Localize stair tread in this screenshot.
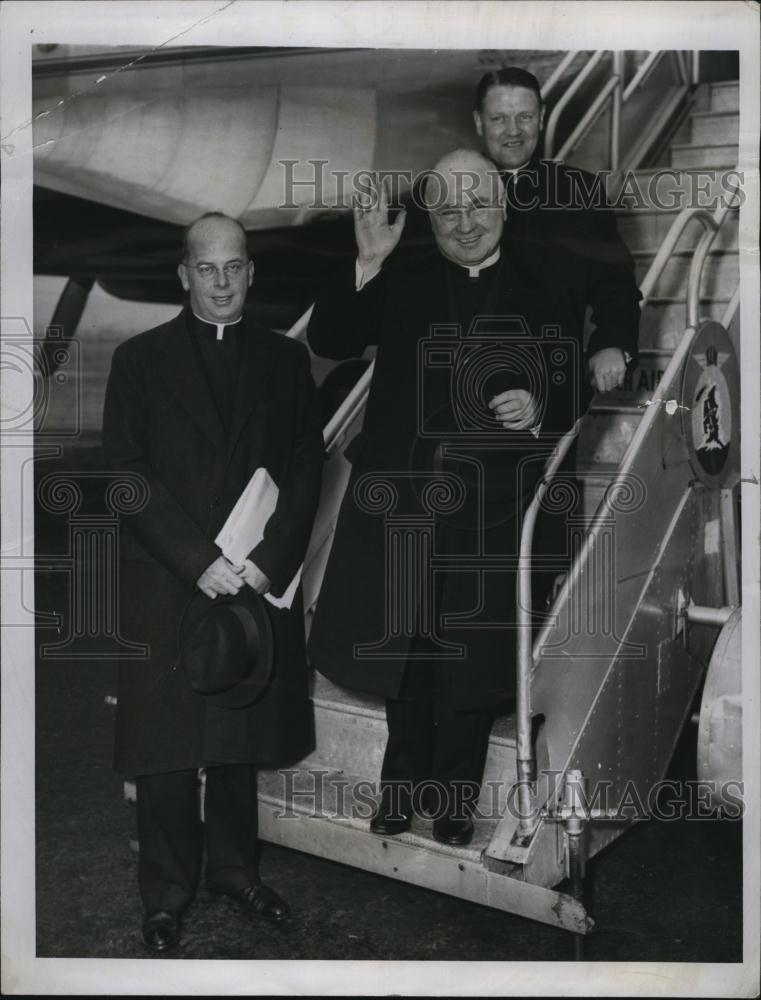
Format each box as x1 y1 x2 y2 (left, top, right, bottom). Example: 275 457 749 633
311 670 517 745
632 247 738 259
627 165 739 178
615 205 739 217
257 766 500 862
644 294 731 304
669 142 737 154
689 109 739 120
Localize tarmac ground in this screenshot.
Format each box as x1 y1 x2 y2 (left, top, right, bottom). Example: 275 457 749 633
31 457 743 968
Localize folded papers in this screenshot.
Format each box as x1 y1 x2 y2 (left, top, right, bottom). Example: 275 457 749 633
215 467 301 610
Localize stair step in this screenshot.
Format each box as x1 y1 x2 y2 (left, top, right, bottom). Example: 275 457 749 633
670 143 737 169
639 299 730 348
576 410 641 468
618 208 738 253
709 81 739 112
257 767 500 863
613 167 741 211
689 109 739 146
579 479 615 519
634 250 738 300
302 671 518 809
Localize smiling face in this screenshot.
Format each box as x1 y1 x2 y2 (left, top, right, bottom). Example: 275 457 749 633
474 85 545 171
178 216 254 324
426 152 505 267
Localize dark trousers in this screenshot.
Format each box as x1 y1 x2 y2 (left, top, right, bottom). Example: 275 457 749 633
380 660 494 820
136 763 259 915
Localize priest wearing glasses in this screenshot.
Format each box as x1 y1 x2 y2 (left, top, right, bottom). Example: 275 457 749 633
103 212 324 952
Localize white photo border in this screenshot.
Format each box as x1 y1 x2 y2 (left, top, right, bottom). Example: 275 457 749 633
1 1 759 996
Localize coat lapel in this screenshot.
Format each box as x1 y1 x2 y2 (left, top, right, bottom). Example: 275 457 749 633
157 312 226 453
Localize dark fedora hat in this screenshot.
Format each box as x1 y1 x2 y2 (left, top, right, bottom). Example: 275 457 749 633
179 587 274 709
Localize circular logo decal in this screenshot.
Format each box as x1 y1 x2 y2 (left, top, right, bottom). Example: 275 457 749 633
690 357 731 477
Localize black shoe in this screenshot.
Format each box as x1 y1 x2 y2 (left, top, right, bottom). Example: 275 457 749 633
370 785 413 836
432 814 474 846
141 910 181 953
213 883 290 924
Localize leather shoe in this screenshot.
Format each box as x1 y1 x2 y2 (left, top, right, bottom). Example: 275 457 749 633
370 791 413 835
141 910 181 952
432 814 474 846
217 883 290 924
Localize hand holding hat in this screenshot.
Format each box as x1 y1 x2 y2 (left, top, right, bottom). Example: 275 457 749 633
179 587 274 709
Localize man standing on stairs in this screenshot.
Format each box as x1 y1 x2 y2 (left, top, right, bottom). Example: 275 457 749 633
102 212 324 953
474 66 641 393
307 150 637 848
474 65 642 608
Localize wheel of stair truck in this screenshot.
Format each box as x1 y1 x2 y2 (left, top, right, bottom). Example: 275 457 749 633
696 607 742 814
680 320 739 488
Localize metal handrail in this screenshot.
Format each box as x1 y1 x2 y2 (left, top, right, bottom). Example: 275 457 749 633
622 51 664 102
556 74 620 165
284 304 313 342
531 197 739 659
544 50 606 159
546 49 694 170
322 360 374 453
721 285 740 329
512 172 740 833
514 420 582 832
639 174 740 324
540 51 583 101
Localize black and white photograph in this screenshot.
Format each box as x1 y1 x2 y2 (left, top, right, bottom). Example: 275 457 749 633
1 1 759 995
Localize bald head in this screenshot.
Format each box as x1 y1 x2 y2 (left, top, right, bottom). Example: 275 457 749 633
179 212 253 324
424 148 505 268
183 212 248 262
424 149 502 209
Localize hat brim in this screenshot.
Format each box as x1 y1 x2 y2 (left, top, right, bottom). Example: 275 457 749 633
179 588 274 710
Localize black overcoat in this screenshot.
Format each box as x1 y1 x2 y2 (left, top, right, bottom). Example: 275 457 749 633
307 248 638 710
102 309 324 775
501 156 642 359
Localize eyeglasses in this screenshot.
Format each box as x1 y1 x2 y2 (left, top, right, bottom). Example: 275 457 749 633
184 261 248 280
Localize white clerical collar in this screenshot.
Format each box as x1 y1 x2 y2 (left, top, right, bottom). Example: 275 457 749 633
505 160 532 176
461 246 501 278
192 311 243 341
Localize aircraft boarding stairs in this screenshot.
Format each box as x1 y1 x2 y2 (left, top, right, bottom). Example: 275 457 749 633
257 79 742 935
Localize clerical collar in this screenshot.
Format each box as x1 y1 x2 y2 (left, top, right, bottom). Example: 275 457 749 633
504 161 531 177
460 246 501 278
191 311 243 341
